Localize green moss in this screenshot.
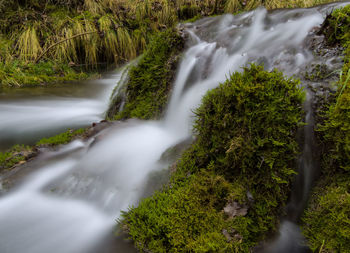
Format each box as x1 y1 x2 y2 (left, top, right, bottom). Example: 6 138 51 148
121 65 304 252
302 6 350 252
36 128 86 146
302 175 350 253
323 5 350 48
108 29 184 120
0 145 32 171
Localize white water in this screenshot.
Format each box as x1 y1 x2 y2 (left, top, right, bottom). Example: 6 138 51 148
0 68 129 150
0 3 348 253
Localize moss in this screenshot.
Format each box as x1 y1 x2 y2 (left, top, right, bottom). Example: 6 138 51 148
36 128 86 146
302 6 350 252
0 145 32 171
107 29 184 120
302 175 350 253
121 65 304 252
0 127 88 172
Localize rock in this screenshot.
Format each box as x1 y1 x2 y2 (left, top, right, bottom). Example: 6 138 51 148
223 201 248 219
222 229 232 242
222 228 243 242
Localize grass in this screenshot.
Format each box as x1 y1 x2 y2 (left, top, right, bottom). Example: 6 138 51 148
0 0 339 87
121 65 304 252
0 60 91 87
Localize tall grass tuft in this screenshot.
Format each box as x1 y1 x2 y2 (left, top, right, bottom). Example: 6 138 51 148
17 26 42 62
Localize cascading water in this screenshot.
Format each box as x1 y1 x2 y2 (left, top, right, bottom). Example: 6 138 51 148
0 2 348 252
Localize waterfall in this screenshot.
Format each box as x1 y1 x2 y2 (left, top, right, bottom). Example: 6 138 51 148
0 2 348 252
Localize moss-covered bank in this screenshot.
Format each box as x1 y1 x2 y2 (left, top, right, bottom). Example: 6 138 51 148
121 65 304 252
302 5 350 252
107 28 184 120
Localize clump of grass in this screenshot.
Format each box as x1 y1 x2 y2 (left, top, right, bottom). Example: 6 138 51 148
121 65 304 252
17 26 42 62
36 128 86 146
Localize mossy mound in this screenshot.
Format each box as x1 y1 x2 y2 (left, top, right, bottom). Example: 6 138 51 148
302 5 350 252
121 65 304 252
302 175 350 253
107 29 184 120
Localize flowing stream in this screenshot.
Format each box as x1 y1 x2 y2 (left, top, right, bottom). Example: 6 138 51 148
0 2 349 252
0 69 130 151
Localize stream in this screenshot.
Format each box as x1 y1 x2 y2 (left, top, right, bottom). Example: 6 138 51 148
0 2 349 253
0 70 128 151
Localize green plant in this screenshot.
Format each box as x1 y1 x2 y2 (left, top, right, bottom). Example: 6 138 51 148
0 145 32 171
36 128 86 146
107 29 184 120
121 65 304 252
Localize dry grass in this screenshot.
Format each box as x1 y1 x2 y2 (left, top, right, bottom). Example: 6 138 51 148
224 0 339 12
17 26 42 62
1 0 340 69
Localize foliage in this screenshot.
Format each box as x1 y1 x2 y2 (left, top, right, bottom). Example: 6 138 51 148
302 6 350 253
0 60 90 87
0 0 339 87
0 145 32 171
36 128 86 146
318 5 350 173
108 29 184 120
122 65 304 252
302 175 350 253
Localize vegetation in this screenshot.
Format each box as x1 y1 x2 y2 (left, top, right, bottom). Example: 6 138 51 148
36 128 87 146
107 29 184 120
121 65 304 252
0 0 338 87
0 128 87 172
0 60 89 87
302 5 350 252
0 145 32 171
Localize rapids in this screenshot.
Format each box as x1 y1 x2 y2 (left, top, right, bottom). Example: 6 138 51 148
0 2 349 252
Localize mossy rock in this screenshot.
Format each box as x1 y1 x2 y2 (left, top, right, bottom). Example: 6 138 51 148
107 29 184 120
0 145 33 171
121 65 304 252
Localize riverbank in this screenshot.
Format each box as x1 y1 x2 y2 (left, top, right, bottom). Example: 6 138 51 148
1 0 339 87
